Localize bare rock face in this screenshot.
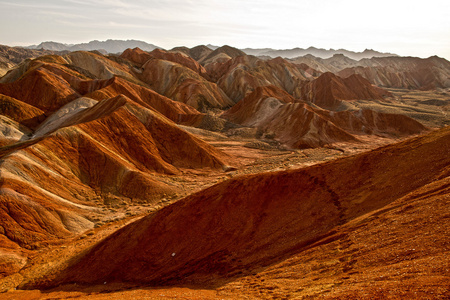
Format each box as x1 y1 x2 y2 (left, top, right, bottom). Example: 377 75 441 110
0 57 203 125
82 76 203 126
0 94 45 131
120 47 152 66
63 51 135 81
33 126 450 288
188 45 214 62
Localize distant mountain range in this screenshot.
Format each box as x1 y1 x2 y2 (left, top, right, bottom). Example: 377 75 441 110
25 39 396 60
240 47 398 60
27 39 160 54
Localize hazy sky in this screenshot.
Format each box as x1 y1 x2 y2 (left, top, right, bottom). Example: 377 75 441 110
1 0 449 59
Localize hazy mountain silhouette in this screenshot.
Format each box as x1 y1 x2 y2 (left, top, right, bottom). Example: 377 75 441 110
28 39 160 54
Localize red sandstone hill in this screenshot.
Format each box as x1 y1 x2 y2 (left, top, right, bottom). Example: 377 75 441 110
0 53 231 254
32 126 450 290
0 94 228 252
0 94 45 132
332 56 450 90
136 57 234 110
200 45 247 65
0 67 79 112
82 76 203 125
222 85 425 148
121 48 210 80
147 49 210 79
222 86 357 148
0 45 63 76
223 85 296 124
171 45 213 62
206 55 313 103
120 47 234 111
291 54 450 91
0 50 141 87
64 51 136 81
0 58 204 127
120 47 152 66
296 72 392 110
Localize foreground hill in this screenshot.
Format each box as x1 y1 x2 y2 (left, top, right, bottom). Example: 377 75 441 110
29 126 450 297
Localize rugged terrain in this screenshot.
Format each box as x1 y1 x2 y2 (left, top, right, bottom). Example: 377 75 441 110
0 44 449 299
0 45 64 77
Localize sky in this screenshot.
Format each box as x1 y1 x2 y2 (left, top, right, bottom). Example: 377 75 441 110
1 0 449 59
